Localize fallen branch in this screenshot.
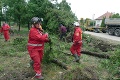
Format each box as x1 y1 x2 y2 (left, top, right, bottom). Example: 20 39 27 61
62 50 110 59
81 51 110 59
51 59 69 70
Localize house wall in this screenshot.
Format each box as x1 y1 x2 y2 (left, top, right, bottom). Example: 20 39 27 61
95 20 102 27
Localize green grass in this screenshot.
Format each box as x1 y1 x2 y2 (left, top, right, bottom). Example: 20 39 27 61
0 27 120 80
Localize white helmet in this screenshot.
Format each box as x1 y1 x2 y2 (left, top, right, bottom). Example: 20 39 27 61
74 22 80 26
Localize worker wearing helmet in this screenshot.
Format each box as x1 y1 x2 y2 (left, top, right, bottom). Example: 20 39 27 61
27 17 50 80
70 22 82 63
1 22 10 41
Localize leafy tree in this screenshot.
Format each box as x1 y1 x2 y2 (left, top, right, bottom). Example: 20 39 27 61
100 17 105 27
3 0 27 31
80 18 84 26
1 0 77 33
85 18 90 27
58 0 71 11
0 0 2 26
111 13 120 18
44 0 76 33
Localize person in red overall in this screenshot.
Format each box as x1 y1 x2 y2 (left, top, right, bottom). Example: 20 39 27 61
27 17 50 80
1 22 10 41
70 22 82 63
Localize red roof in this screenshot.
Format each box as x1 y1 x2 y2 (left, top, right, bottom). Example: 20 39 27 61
95 12 113 20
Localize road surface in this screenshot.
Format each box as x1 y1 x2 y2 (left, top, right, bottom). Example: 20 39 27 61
84 31 120 42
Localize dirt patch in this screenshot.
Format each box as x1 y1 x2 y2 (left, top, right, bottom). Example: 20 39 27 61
91 39 116 52
83 34 119 52
55 67 99 80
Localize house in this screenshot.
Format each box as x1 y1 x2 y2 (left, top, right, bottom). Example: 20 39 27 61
95 12 113 27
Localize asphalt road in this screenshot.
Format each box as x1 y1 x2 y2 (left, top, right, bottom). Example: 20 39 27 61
84 31 120 42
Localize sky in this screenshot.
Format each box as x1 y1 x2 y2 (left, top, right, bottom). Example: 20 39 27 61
58 0 120 19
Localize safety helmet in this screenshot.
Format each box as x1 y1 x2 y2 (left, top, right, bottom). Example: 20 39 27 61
59 24 63 27
74 22 80 27
31 17 41 24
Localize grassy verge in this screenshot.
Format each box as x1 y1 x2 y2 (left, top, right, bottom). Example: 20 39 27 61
0 28 120 80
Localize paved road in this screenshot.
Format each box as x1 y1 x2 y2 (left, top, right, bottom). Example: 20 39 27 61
84 31 120 42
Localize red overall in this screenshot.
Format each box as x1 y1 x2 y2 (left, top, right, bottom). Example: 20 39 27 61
1 24 10 41
70 27 82 56
27 27 48 74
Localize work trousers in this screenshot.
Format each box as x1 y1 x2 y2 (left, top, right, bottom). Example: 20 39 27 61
28 49 43 74
3 31 10 41
70 42 82 56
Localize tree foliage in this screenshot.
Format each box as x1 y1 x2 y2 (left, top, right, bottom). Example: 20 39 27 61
100 18 105 27
1 0 77 32
111 13 120 18
84 18 90 27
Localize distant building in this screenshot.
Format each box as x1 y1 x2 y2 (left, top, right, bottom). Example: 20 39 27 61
95 11 113 27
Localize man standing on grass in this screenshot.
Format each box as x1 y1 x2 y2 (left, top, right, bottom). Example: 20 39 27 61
1 22 10 41
27 17 50 80
70 22 82 63
59 24 67 40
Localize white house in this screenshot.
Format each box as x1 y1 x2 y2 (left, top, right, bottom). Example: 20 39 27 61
95 12 113 27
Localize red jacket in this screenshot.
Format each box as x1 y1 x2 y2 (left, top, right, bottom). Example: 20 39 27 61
27 27 48 50
73 27 82 44
1 24 10 32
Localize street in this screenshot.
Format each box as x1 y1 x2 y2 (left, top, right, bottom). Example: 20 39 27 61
84 31 120 42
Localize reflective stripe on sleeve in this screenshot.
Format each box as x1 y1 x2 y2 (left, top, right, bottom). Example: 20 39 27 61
28 43 42 46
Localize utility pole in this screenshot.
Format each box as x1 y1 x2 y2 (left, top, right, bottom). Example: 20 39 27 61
92 14 95 27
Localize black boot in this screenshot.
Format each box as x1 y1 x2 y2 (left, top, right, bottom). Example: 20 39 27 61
30 60 34 68
35 74 44 80
36 75 44 80
76 56 80 63
73 54 79 62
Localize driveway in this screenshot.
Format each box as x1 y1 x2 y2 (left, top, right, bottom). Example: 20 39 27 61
84 31 120 42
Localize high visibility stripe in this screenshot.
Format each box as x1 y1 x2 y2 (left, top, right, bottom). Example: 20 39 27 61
28 43 42 46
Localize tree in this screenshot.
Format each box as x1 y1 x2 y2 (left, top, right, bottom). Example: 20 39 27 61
1 0 77 33
58 0 71 11
80 18 84 26
85 18 90 27
0 0 2 26
100 17 106 27
3 0 27 31
111 13 120 18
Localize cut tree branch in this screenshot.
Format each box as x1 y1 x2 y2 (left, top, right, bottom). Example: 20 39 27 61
81 51 110 59
51 59 69 70
62 50 110 59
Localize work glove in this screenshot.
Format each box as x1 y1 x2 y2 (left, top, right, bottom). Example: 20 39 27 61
44 32 48 38
73 40 82 45
44 32 50 42
45 38 51 43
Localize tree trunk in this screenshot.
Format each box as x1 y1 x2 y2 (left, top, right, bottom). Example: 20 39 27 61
51 59 69 70
62 50 110 59
81 51 110 59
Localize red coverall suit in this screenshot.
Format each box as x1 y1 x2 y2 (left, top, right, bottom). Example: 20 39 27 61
27 27 48 75
1 24 10 41
70 27 82 56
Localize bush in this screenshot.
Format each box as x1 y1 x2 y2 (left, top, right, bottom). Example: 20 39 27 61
102 45 120 79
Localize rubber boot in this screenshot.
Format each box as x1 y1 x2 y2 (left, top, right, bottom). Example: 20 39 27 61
35 76 44 80
73 54 79 62
35 74 44 80
76 56 80 63
30 60 34 68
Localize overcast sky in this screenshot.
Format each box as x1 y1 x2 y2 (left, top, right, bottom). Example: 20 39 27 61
58 0 120 19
